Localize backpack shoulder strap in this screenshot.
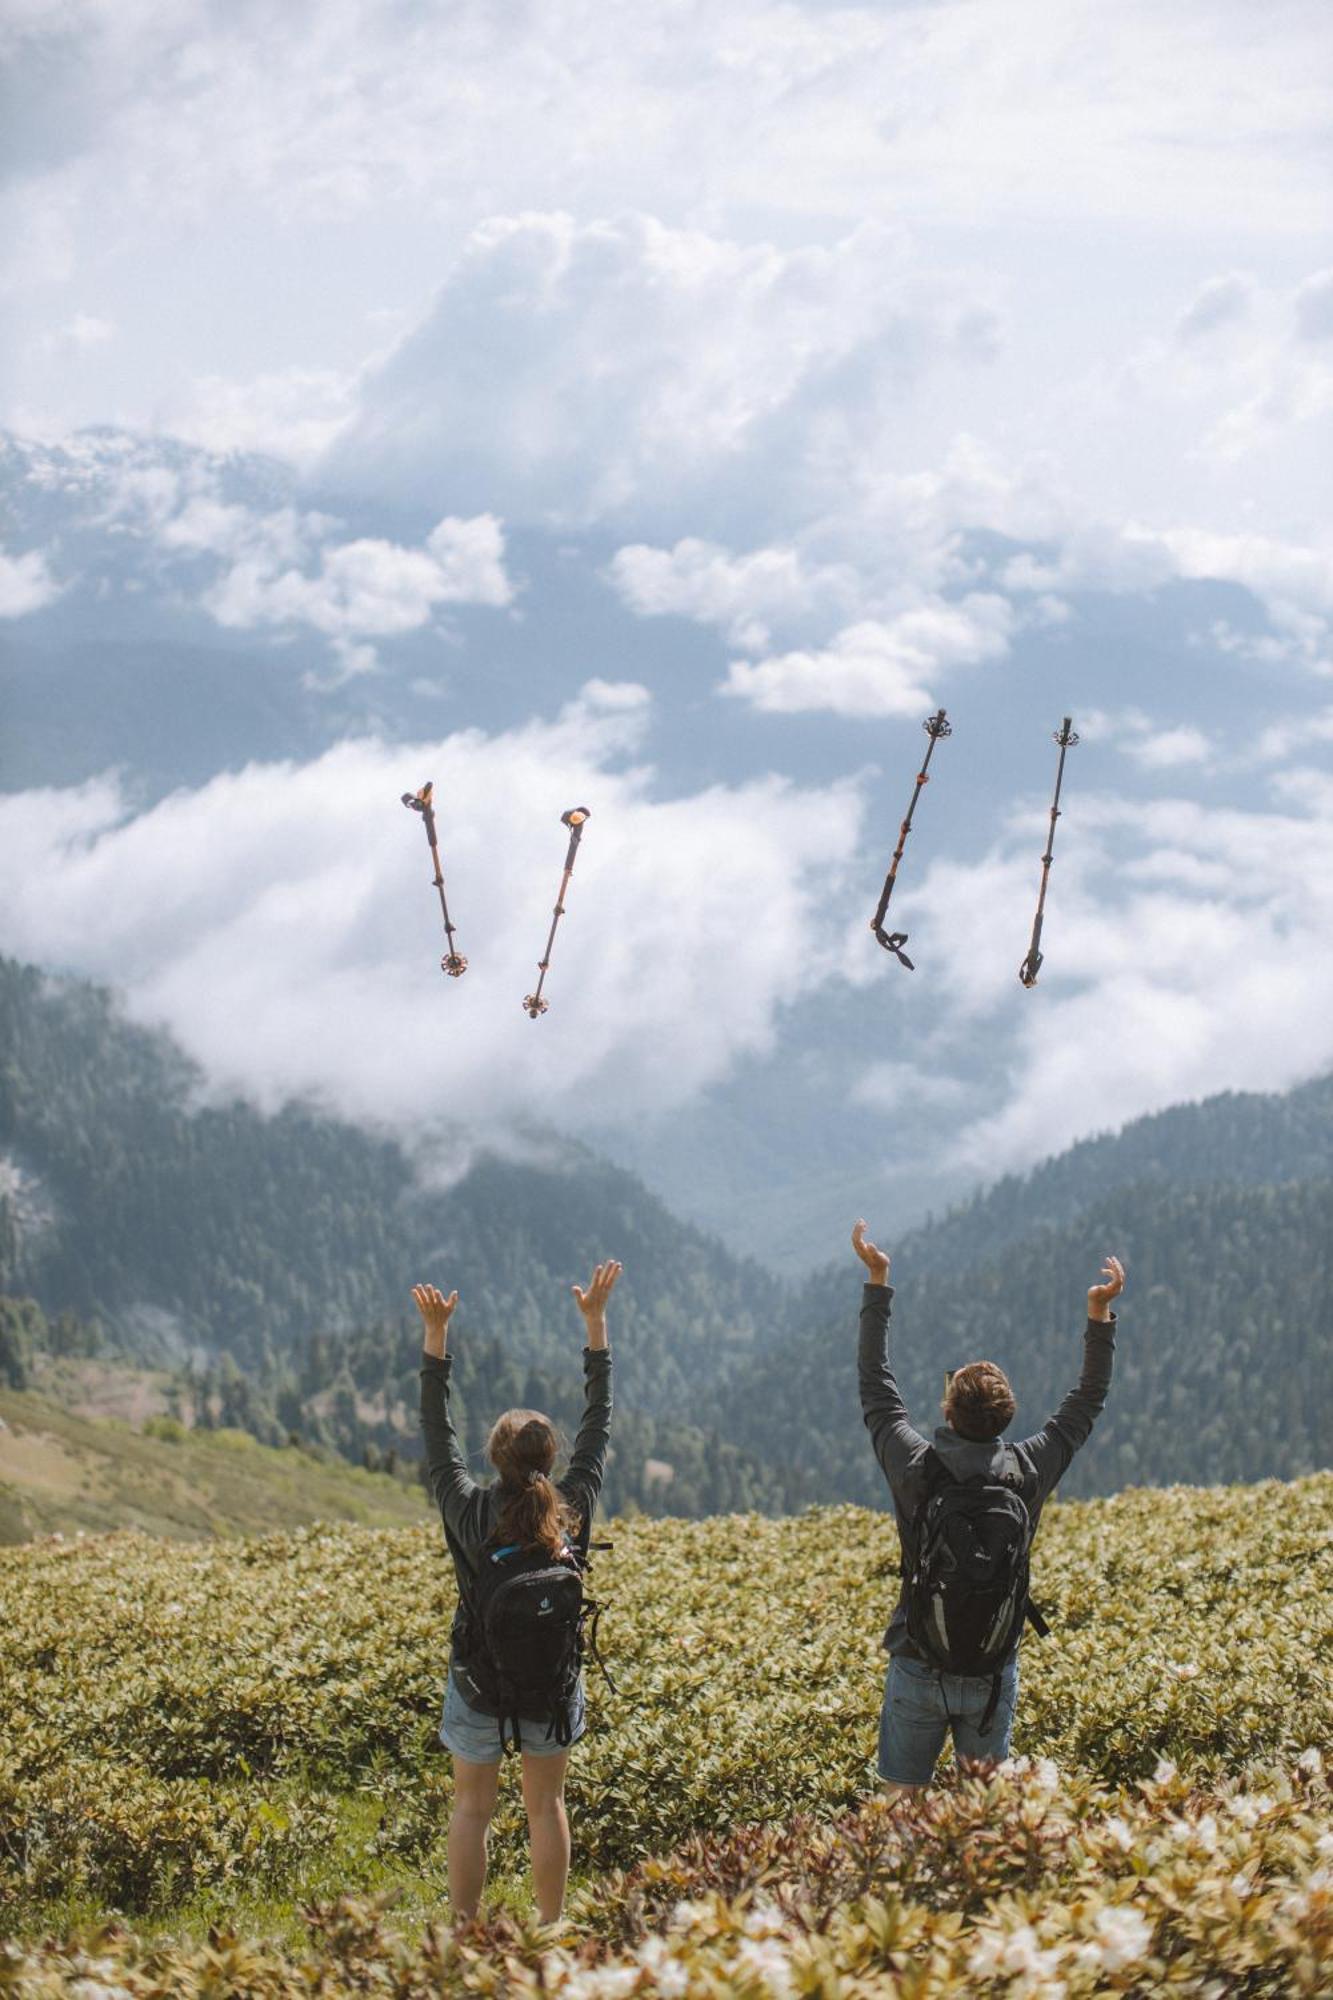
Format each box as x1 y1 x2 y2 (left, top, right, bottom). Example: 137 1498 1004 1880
920 1446 951 1497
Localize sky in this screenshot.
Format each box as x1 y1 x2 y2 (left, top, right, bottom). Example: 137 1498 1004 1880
1 0 1331 1262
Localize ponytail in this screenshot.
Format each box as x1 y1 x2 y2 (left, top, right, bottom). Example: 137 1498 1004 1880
486 1408 577 1559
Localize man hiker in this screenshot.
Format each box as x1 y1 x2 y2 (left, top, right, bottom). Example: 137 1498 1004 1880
852 1219 1124 1789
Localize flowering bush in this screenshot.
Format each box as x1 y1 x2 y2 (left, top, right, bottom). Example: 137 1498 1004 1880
0 1473 1329 1989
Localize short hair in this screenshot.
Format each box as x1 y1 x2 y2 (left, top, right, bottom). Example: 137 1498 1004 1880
944 1361 1016 1441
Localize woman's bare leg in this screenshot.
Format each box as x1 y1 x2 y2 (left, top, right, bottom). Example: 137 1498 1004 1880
449 1755 501 1921
521 1748 572 1923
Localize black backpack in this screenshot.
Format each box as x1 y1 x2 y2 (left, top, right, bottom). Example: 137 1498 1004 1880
904 1448 1047 1726
461 1537 605 1755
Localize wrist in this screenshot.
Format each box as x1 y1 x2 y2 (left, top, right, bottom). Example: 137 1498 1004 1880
583 1317 608 1350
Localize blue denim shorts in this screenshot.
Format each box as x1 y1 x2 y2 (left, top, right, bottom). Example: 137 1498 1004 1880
438 1667 586 1765
878 1652 1019 1784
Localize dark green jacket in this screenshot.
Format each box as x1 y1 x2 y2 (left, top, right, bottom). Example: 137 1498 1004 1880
419 1347 613 1705
858 1282 1116 1658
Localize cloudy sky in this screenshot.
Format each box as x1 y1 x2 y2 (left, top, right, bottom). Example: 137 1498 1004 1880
1 0 1331 1262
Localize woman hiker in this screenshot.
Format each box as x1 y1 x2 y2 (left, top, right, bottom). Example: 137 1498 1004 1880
413 1259 620 1924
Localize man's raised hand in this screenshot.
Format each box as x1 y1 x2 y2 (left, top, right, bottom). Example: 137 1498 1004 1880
852 1220 891 1287
572 1260 622 1351
411 1282 459 1359
1088 1255 1125 1323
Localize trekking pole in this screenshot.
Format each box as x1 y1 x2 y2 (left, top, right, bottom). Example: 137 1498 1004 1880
1018 718 1079 989
869 708 952 971
400 782 468 977
523 807 591 1018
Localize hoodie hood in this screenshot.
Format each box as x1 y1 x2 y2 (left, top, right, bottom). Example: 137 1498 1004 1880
931 1424 1015 1481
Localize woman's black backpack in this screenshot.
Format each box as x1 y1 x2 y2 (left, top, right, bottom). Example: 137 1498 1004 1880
462 1538 607 1755
904 1448 1046 1726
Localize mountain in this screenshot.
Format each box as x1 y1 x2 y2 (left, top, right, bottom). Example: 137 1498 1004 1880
0 955 793 1518
0 956 779 1397
3 952 1330 1516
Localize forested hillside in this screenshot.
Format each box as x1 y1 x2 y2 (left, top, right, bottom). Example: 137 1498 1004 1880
899 1071 1333 1275
0 957 791 1516
0 957 778 1397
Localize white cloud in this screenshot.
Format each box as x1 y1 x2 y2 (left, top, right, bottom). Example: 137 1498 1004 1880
891 784 1333 1176
607 537 857 651
851 1063 968 1114
1175 273 1254 341
1295 270 1333 342
0 685 866 1129
59 313 116 348
1254 705 1333 762
1081 709 1215 770
319 210 999 528
0 546 62 616
166 366 357 467
205 514 512 640
721 596 1012 717
206 512 508 644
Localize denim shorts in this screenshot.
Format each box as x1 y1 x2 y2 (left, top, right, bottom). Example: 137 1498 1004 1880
438 1667 586 1765
877 1652 1019 1784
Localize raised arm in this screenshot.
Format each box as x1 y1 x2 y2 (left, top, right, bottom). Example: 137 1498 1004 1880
1017 1255 1124 1500
853 1221 928 1497
560 1260 619 1524
413 1282 483 1535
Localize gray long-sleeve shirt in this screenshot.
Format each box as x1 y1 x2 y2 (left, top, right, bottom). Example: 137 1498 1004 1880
858 1282 1116 1657
419 1345 613 1707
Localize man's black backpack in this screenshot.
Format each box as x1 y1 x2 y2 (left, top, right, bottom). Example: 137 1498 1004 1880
460 1536 607 1755
904 1447 1048 1727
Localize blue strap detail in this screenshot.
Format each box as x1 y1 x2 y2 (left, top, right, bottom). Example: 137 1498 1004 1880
490 1543 523 1563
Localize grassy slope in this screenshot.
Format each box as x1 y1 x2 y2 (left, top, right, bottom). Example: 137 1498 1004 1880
0 1386 431 1541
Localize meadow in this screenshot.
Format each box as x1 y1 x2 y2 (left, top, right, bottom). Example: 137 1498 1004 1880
2 1474 1330 1994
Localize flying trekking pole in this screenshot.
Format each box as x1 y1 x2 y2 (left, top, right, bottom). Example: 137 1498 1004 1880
400 782 468 977
1019 717 1079 989
869 708 952 971
523 807 591 1018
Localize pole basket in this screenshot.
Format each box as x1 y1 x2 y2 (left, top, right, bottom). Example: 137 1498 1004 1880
441 954 468 978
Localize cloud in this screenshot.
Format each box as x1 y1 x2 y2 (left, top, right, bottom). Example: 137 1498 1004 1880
1176 273 1254 341
58 312 116 349
0 546 62 616
1004 519 1333 672
1294 270 1333 342
205 514 514 639
0 685 866 1129
1081 710 1215 770
882 782 1333 1177
606 537 857 650
167 367 357 467
721 595 1013 717
319 210 999 528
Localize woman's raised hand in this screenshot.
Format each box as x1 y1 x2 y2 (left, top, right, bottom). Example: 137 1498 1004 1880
571 1260 622 1351
412 1282 459 1359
